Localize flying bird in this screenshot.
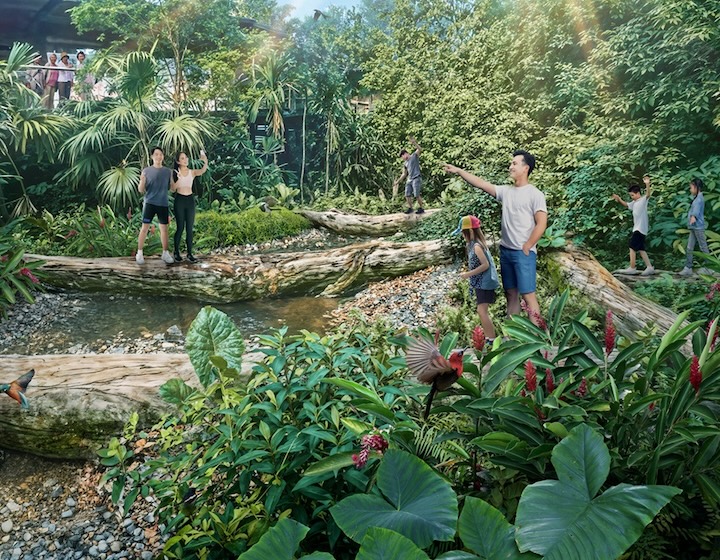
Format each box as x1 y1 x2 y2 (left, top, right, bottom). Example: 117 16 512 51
1 369 35 409
313 9 327 20
405 335 466 420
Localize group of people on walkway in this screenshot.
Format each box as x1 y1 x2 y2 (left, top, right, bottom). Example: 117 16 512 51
24 51 95 109
393 138 711 337
135 147 208 265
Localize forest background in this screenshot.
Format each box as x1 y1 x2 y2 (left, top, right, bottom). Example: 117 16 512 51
1 0 719 268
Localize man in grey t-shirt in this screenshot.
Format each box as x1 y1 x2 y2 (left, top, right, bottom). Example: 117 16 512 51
444 150 547 324
393 136 425 214
136 146 175 265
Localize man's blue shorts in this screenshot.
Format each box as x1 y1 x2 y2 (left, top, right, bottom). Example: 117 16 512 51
500 246 537 294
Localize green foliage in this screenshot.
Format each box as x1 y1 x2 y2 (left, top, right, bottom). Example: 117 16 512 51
185 306 246 387
98 310 415 559
331 449 458 547
634 274 712 322
193 207 310 248
0 228 44 316
15 205 162 257
515 424 681 560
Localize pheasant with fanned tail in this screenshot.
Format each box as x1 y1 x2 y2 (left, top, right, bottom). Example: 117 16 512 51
405 335 466 420
1 369 35 409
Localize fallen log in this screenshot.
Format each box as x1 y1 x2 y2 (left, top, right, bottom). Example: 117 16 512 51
0 353 262 459
548 245 690 345
28 239 453 302
298 209 440 236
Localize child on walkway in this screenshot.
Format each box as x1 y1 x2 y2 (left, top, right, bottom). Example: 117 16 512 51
680 177 711 276
454 215 499 343
393 136 425 214
612 175 655 275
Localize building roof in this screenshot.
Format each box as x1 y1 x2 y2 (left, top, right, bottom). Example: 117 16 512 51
0 0 100 54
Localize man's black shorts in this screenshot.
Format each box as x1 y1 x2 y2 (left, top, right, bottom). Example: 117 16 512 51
629 231 646 251
142 203 169 225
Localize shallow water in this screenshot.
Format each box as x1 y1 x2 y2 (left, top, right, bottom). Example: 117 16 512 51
3 292 342 354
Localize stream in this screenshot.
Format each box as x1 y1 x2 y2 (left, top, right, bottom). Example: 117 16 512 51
1 291 342 355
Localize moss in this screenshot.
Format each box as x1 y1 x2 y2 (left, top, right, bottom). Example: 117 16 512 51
194 207 311 249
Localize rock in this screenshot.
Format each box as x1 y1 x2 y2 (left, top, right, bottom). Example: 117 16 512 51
7 500 21 513
66 497 76 507
164 325 183 341
2 520 13 533
61 509 74 518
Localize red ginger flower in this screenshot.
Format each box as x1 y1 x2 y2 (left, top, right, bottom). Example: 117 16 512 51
472 326 486 352
605 311 616 356
576 377 588 398
353 432 389 469
64 229 78 239
706 283 720 301
19 268 39 284
690 355 702 396
521 300 547 330
127 207 133 220
525 360 537 392
545 368 555 393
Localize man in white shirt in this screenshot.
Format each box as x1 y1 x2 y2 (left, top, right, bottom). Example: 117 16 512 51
445 150 547 323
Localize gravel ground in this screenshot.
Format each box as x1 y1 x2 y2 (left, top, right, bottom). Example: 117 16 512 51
0 246 463 559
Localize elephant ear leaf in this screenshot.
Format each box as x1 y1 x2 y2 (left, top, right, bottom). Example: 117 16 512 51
186 306 245 387
515 424 681 560
237 518 308 560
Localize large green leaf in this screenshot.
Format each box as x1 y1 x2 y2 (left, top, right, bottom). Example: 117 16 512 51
158 378 196 405
515 424 681 560
330 449 458 548
483 343 546 396
185 306 246 387
237 518 308 560
356 528 430 560
459 498 537 559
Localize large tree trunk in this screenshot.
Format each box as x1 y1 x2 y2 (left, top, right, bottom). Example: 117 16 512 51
28 239 452 302
298 209 440 237
0 353 262 459
548 244 688 342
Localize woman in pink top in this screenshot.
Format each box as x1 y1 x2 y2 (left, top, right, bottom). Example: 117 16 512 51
171 150 209 263
43 53 59 109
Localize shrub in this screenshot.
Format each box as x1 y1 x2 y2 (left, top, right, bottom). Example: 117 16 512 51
0 228 44 316
194 207 310 249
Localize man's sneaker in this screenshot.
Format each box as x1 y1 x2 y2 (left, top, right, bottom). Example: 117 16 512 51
415 207 425 214
641 266 655 276
135 250 145 265
187 254 199 264
161 250 175 265
173 253 183 263
404 207 413 214
617 267 639 275
679 266 693 276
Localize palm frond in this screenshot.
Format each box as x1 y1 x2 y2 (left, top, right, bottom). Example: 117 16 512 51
97 165 141 210
1 42 36 77
152 114 218 157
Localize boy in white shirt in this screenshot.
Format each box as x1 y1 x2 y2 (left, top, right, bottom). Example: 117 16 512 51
612 175 655 275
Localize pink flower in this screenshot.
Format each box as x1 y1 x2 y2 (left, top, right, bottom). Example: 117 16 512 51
362 434 389 453
649 402 655 411
472 326 486 352
521 300 547 330
545 368 555 393
690 355 702 396
19 268 39 284
525 360 537 392
605 311 616 356
353 432 388 469
64 230 78 239
99 219 106 228
0 254 7 262
706 283 720 301
576 377 588 398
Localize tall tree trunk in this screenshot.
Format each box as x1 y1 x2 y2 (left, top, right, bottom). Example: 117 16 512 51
325 120 331 195
300 92 307 204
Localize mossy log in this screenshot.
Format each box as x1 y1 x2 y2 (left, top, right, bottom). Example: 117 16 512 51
297 209 440 236
0 353 263 459
548 245 689 344
0 354 197 459
28 239 452 302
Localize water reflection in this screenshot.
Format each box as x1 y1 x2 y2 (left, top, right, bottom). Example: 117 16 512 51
5 293 342 354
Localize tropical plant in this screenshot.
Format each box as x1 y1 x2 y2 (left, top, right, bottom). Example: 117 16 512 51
0 228 44 316
58 50 218 211
98 307 415 559
0 42 70 219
